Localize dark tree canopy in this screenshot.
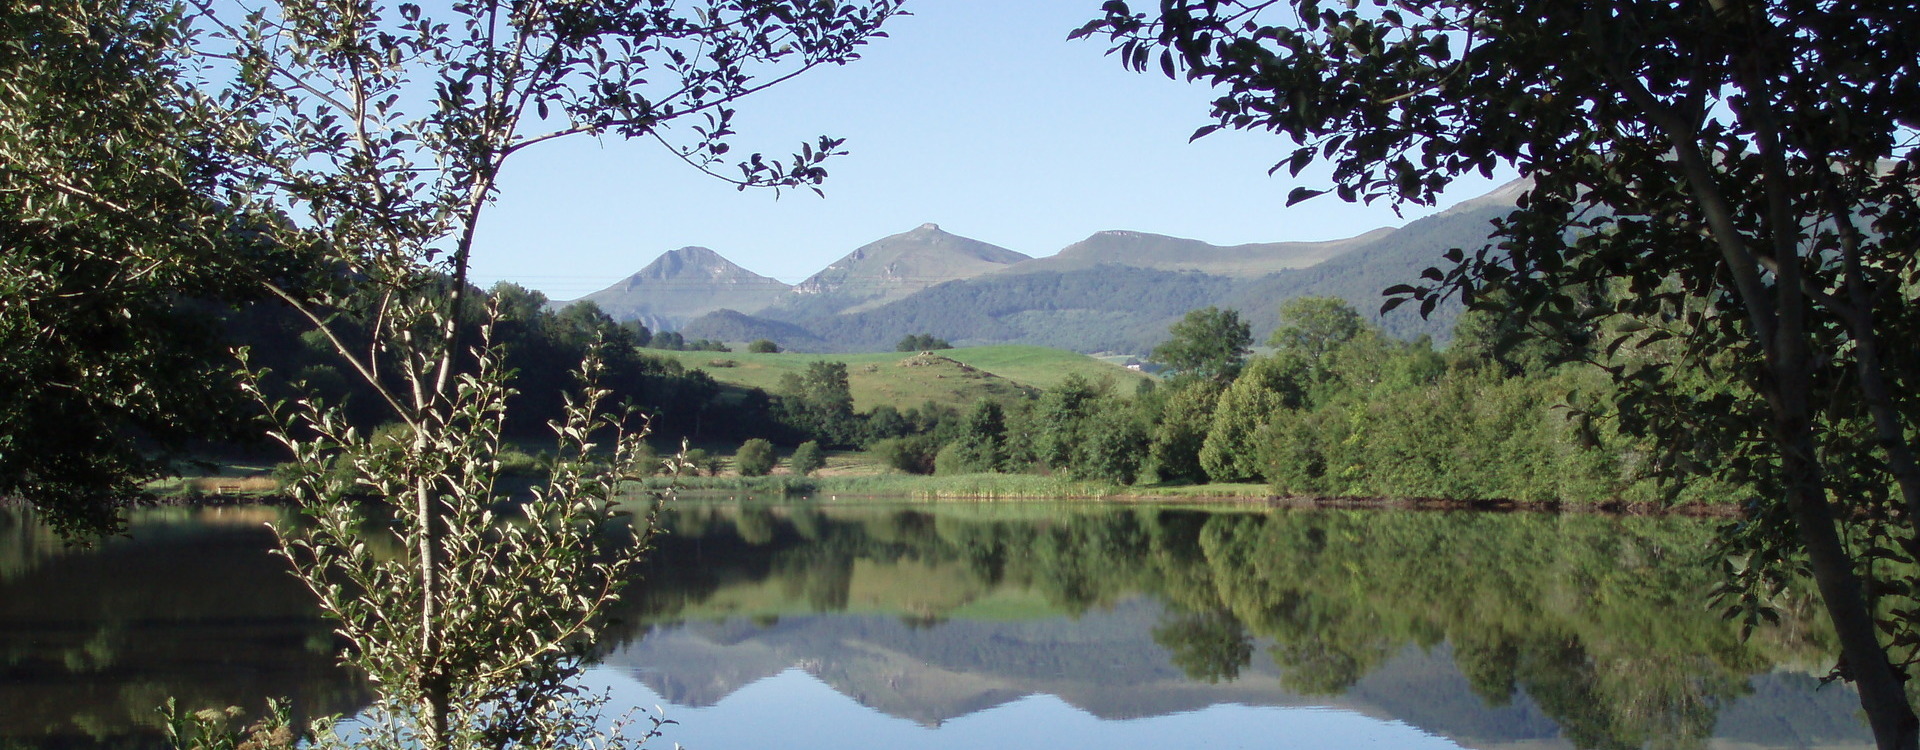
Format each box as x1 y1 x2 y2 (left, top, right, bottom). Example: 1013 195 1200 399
1081 1 1920 744
896 333 954 352
0 0 318 538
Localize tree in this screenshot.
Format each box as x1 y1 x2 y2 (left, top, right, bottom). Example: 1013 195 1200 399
736 438 777 477
1142 381 1221 484
182 0 903 744
1076 405 1151 484
1270 297 1365 370
1034 373 1104 473
1200 357 1302 483
779 360 859 446
1081 2 1920 744
1151 307 1251 385
0 0 317 538
789 440 826 476
943 399 1009 474
896 333 953 351
681 448 714 477
747 339 781 354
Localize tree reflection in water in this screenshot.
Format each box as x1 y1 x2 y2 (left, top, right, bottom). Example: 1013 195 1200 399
0 502 1865 749
612 502 1849 749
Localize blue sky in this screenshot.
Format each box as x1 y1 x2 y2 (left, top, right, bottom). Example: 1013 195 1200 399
471 0 1513 300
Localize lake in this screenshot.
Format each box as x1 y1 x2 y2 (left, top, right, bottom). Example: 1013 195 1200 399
0 499 1874 749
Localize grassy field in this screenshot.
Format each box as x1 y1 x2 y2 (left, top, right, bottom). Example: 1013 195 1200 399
639 445 1278 502
649 344 1152 410
938 345 1152 391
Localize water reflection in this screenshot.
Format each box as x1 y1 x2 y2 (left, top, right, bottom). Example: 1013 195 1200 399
607 500 1870 750
0 507 368 748
0 501 1874 749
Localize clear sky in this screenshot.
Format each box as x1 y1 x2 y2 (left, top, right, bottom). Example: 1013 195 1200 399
471 0 1513 301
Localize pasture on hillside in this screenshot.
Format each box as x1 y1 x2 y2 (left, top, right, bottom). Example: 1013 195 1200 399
649 345 1152 411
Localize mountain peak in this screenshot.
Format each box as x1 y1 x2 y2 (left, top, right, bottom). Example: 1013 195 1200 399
778 225 1031 315
627 246 749 283
572 245 789 331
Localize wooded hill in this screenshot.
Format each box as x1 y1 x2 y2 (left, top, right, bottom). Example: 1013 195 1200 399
565 179 1526 354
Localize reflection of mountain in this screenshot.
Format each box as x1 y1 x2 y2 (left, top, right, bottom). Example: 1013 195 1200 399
604 604 1863 749
604 501 1873 750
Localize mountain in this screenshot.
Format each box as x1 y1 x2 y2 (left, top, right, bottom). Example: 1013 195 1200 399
597 177 1535 354
684 265 1234 354
997 228 1391 278
572 246 790 331
769 223 1031 316
683 194 1521 353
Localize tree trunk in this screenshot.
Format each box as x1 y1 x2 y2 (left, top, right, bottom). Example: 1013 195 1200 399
1772 362 1919 749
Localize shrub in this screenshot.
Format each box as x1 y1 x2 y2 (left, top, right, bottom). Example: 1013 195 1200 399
736 438 777 476
680 448 713 476
873 435 939 475
789 440 826 476
498 448 549 477
934 441 990 476
747 339 780 353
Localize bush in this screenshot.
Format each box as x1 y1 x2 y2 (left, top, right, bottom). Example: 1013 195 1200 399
873 435 939 475
789 440 826 476
934 441 993 476
747 339 780 353
498 448 550 477
680 448 714 476
736 438 777 476
632 442 660 476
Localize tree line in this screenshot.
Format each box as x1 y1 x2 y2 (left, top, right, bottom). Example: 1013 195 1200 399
853 297 1731 509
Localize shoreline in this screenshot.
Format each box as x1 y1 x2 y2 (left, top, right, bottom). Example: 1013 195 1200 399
5 477 1743 520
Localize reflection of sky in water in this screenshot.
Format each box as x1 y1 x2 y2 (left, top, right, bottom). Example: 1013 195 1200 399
587 667 1464 750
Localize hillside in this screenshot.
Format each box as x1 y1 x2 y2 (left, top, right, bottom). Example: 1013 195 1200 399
996 228 1390 278
1220 200 1518 343
766 223 1031 317
573 246 790 331
647 345 1149 410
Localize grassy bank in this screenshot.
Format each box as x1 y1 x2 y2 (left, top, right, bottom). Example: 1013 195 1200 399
638 472 1132 500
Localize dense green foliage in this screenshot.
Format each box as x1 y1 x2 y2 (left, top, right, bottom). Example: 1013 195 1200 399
896 299 1733 506
0 0 321 537
231 283 795 446
1084 2 1920 742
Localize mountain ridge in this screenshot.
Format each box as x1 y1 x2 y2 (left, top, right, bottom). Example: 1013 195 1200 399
563 176 1534 353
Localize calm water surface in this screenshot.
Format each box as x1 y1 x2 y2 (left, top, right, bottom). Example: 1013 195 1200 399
0 499 1874 749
